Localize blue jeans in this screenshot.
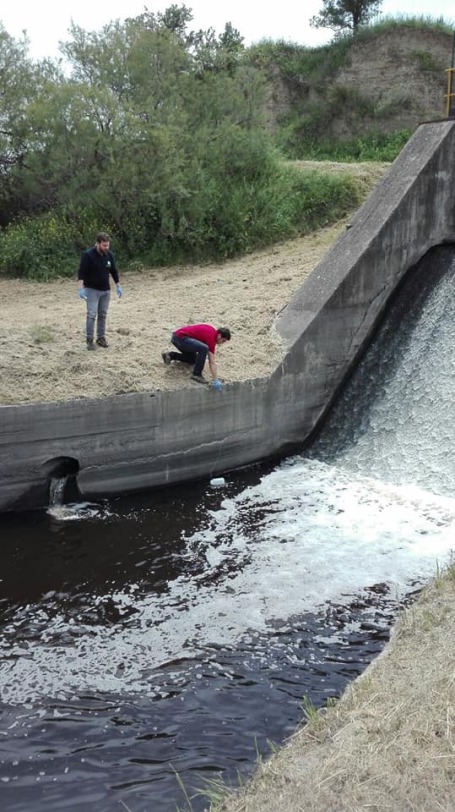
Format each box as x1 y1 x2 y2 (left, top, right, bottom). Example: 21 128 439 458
170 334 208 376
85 288 110 340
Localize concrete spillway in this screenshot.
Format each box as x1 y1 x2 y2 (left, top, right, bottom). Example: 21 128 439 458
1 120 455 513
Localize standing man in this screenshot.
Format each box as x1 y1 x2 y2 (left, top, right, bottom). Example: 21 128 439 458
162 324 231 389
78 232 122 350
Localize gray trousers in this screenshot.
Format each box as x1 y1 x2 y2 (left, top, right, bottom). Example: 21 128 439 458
85 288 110 340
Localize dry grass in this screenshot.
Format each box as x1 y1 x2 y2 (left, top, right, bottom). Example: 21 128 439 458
218 568 455 812
0 221 344 405
0 162 389 406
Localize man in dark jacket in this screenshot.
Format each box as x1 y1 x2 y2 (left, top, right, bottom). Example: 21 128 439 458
78 232 123 350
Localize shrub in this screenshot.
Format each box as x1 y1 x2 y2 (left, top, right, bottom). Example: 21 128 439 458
0 160 362 277
0 215 77 280
0 210 122 280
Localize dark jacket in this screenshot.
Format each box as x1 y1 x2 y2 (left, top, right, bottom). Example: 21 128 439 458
78 246 119 291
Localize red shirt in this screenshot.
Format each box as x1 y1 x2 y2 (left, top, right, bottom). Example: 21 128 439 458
174 324 218 353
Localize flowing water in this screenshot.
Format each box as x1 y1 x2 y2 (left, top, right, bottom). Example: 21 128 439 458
1 245 455 812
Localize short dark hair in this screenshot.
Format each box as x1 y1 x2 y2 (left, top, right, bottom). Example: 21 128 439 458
96 232 111 243
217 327 231 341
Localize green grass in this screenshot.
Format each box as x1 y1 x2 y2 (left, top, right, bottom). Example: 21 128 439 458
29 325 56 344
246 16 454 83
359 14 454 38
292 130 412 162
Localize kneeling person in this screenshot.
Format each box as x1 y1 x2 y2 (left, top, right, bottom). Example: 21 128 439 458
162 324 231 388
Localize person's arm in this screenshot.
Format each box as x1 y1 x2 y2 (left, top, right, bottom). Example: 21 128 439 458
77 252 87 283
109 253 120 284
208 352 218 380
109 253 122 296
77 254 87 297
208 352 222 390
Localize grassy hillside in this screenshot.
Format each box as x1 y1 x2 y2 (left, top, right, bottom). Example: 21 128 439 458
247 17 454 159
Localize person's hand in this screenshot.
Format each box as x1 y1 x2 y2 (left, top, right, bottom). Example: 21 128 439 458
212 378 222 391
79 288 87 300
116 283 123 298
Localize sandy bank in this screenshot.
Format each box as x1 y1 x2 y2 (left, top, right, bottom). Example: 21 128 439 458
219 571 455 812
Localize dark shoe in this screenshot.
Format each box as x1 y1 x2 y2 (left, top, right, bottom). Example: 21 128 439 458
86 339 95 351
191 374 208 384
96 336 109 348
162 351 171 365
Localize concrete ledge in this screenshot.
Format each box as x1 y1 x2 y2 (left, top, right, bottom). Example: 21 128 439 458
1 121 455 512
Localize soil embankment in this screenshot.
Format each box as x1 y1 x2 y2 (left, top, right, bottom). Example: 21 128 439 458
219 572 455 812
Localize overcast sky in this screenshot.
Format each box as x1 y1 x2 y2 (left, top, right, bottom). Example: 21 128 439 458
1 0 454 61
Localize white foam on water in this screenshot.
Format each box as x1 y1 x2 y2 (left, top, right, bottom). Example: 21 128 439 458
2 458 454 705
46 501 114 521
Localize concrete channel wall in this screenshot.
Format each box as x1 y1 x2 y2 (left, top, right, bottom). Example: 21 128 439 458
1 120 455 513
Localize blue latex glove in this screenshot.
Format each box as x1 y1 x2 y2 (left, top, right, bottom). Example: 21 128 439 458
116 283 123 298
79 288 87 300
212 378 222 391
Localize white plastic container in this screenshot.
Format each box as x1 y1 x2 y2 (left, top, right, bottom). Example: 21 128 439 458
210 477 225 488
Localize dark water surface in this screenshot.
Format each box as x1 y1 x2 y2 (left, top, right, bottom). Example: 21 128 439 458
1 478 400 812
1 246 455 812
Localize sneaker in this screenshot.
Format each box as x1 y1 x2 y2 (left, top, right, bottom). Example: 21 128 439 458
86 339 95 351
96 336 109 348
191 374 209 384
162 351 171 365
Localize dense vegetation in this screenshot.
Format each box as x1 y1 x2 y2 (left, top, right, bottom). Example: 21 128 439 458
0 8 450 279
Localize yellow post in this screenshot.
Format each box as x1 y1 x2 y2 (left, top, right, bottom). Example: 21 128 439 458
445 68 455 118
447 32 455 118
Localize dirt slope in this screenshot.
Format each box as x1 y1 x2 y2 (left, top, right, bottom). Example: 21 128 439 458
264 26 452 138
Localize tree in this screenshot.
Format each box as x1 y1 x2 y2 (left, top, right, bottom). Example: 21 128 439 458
0 26 30 175
0 25 60 222
0 6 276 269
310 0 382 34
53 8 264 255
